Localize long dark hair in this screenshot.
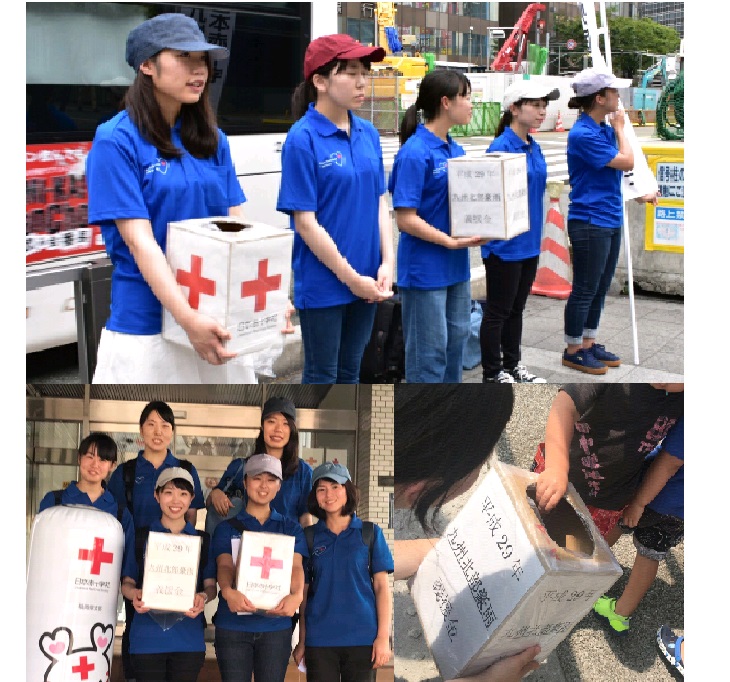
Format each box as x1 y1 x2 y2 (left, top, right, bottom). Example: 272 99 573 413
139 400 175 429
253 416 300 479
395 384 514 529
568 88 607 113
398 69 471 146
291 57 373 120
124 52 219 158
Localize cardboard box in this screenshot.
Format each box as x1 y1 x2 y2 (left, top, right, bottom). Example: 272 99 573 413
163 217 293 355
448 153 529 239
141 531 202 613
410 459 623 681
236 531 295 611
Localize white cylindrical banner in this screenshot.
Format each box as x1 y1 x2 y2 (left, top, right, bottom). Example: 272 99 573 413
26 504 123 682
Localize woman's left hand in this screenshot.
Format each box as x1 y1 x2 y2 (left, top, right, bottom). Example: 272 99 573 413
376 263 394 298
371 634 392 669
267 593 301 617
184 592 208 619
635 191 660 206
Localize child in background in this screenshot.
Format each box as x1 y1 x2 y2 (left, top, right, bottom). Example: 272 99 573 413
593 418 684 635
120 467 217 682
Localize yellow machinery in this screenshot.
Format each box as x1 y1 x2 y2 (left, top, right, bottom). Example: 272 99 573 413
375 2 427 88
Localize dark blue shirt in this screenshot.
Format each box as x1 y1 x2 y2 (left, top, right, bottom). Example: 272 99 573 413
389 124 469 289
645 418 684 519
482 127 547 261
304 515 394 647
567 112 623 228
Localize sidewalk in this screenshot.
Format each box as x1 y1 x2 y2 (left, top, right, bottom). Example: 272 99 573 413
266 289 684 384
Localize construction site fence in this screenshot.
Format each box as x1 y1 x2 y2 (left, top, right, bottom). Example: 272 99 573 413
361 72 501 137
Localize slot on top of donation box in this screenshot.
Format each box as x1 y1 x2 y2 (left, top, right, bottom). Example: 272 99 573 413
209 218 252 233
410 459 622 681
447 153 529 240
141 531 202 613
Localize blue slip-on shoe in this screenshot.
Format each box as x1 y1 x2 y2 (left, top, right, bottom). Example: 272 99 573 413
562 348 608 375
657 624 684 677
588 343 621 367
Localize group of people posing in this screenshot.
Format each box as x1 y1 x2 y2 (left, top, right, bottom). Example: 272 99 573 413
86 13 659 385
40 396 393 682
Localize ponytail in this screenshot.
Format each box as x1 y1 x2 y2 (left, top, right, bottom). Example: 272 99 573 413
291 81 317 120
399 104 419 146
494 111 512 138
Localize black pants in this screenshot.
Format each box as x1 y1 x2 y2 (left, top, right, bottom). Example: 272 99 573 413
480 254 539 377
130 651 205 682
304 645 376 682
122 597 136 679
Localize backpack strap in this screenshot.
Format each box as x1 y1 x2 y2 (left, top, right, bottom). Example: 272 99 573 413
122 458 136 510
226 517 246 535
52 490 63 506
362 521 375 578
134 526 150 588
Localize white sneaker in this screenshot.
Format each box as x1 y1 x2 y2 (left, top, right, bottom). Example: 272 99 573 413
483 370 515 383
509 364 547 383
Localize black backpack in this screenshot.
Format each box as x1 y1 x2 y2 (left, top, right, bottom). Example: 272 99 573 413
51 486 125 524
303 521 375 598
121 458 195 511
359 289 405 384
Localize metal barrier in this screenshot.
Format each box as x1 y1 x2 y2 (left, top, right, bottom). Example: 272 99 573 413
451 101 501 137
363 72 403 135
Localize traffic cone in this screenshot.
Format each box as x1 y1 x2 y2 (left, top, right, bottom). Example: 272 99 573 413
531 182 572 300
554 110 565 132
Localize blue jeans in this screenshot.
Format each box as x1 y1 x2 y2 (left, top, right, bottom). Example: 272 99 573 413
298 300 377 384
400 281 471 383
214 626 292 682
564 220 622 345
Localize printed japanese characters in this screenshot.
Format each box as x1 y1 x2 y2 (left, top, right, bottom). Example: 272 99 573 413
142 531 203 613
235 531 295 611
410 460 622 681
448 154 529 239
163 217 293 355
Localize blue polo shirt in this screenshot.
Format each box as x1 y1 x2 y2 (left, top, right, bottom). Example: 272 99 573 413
212 509 307 632
645 418 684 519
276 103 385 309
107 451 205 528
388 124 469 289
481 128 547 261
215 457 313 523
121 520 216 654
39 482 135 566
304 515 394 647
86 110 246 334
566 112 623 228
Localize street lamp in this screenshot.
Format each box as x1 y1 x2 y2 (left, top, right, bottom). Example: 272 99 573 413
468 26 473 72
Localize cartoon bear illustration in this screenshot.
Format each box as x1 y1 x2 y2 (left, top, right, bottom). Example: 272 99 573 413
39 623 114 682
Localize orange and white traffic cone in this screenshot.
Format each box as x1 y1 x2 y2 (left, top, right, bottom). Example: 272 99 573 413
554 110 565 132
531 182 572 300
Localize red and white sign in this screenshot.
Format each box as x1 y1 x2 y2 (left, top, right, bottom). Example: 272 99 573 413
27 505 123 681
26 142 106 265
162 217 293 356
235 530 295 611
566 38 576 50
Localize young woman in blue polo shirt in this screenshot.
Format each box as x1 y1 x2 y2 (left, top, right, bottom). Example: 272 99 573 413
479 81 560 384
120 467 217 682
388 70 486 383
276 34 394 384
212 454 307 682
562 67 658 375
206 397 313 531
293 462 393 681
86 13 251 383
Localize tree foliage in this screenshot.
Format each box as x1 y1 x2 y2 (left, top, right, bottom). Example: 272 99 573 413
552 12 681 79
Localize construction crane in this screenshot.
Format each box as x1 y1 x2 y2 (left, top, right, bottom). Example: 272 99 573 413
490 3 545 72
375 2 428 78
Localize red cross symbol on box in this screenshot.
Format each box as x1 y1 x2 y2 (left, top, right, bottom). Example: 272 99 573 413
250 546 284 579
72 655 95 680
241 259 282 312
177 254 216 309
78 537 114 575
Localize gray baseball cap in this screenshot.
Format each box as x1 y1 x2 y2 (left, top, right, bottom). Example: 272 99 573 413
245 453 283 480
570 67 631 97
126 13 230 71
156 466 194 489
312 461 351 485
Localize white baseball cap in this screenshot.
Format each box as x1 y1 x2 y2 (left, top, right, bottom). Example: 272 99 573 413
502 80 561 112
570 67 632 97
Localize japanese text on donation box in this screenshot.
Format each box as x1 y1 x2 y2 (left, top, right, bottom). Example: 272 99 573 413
142 532 202 612
448 154 529 239
235 531 295 611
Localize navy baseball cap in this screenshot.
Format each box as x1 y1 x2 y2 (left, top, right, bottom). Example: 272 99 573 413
312 461 351 485
126 13 230 71
262 397 297 422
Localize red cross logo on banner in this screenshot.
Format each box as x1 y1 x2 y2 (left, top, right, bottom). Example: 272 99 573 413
72 655 95 680
78 537 114 575
250 546 284 579
177 254 216 309
241 259 281 312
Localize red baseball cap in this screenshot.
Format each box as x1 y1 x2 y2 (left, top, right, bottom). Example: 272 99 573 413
304 34 386 80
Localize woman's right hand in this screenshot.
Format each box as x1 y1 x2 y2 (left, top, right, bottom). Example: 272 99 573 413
181 311 238 366
292 642 305 667
348 274 394 303
456 645 541 681
535 468 568 512
208 488 234 516
609 108 626 132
